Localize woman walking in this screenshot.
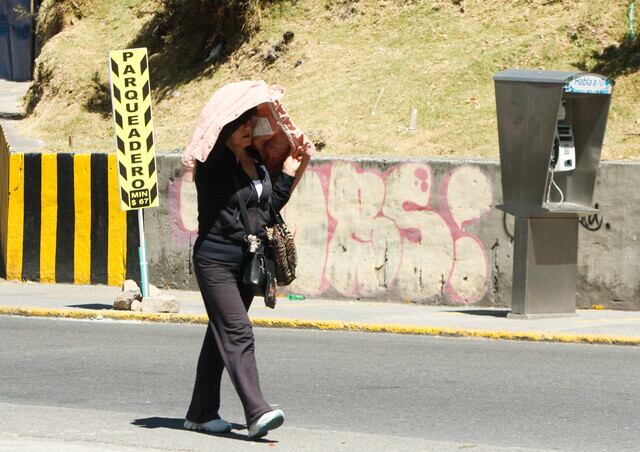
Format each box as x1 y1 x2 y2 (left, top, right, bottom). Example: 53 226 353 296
180 81 313 439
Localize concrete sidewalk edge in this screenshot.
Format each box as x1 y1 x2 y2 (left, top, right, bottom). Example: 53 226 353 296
2 306 639 346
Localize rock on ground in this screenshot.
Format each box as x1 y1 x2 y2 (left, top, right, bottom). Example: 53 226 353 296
113 289 142 310
140 295 180 313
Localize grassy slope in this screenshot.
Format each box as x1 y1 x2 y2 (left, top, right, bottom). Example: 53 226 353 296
18 0 640 159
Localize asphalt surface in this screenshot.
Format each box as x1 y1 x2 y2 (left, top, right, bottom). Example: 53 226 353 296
1 316 639 451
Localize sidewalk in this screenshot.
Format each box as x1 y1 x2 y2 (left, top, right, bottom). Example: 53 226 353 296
0 79 44 152
1 279 639 345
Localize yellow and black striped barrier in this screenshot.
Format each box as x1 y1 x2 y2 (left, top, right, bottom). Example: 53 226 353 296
0 127 9 276
1 146 140 286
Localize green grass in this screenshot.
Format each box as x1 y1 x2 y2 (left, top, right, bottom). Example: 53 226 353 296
18 0 640 159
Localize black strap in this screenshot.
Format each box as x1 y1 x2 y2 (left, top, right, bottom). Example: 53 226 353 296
269 203 284 226
236 189 253 235
230 163 254 236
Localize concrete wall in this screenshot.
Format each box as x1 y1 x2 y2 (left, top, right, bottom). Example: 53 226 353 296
577 161 640 310
1 141 638 310
151 154 640 310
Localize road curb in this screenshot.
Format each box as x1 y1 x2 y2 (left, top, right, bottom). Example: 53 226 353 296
1 306 639 346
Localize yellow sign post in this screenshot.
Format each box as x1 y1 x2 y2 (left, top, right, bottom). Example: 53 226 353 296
108 47 158 210
108 47 158 297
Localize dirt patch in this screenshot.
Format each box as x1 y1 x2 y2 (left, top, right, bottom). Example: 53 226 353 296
36 0 86 49
24 57 54 114
324 0 361 20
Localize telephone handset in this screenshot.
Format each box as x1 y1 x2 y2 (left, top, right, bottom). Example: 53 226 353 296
550 124 576 172
546 102 575 204
550 101 575 173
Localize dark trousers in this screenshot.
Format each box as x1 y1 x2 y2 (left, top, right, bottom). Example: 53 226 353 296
186 251 272 426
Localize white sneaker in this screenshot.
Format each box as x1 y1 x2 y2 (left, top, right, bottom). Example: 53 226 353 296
248 409 285 439
184 418 232 433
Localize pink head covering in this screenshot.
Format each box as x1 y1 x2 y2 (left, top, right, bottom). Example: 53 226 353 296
181 80 284 179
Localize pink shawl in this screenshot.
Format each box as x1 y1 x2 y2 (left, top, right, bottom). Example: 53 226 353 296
181 80 314 185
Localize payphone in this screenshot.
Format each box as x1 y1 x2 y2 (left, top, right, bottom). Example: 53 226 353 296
493 69 612 317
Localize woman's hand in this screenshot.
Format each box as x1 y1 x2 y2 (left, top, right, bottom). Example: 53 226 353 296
282 146 306 177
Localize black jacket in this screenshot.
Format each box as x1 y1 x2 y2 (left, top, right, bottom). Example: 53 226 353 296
195 146 294 246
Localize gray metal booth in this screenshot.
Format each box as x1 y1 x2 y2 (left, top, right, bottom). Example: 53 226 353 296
493 69 613 318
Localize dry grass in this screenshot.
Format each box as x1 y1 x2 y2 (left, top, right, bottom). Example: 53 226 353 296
17 0 640 159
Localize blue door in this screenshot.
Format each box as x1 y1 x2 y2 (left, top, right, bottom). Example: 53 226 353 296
0 0 34 81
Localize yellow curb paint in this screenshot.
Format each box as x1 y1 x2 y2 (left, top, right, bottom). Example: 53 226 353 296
0 306 639 346
250 319 640 346
107 154 127 286
0 306 208 324
73 154 92 284
40 153 58 283
6 153 24 280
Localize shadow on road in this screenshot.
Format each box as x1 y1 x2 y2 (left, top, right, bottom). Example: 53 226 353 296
132 417 277 444
0 112 24 119
66 303 114 310
446 309 510 318
132 417 185 430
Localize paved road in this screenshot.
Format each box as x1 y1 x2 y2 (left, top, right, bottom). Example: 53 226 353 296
1 316 639 451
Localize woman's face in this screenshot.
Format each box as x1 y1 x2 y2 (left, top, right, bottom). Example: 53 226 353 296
226 118 253 150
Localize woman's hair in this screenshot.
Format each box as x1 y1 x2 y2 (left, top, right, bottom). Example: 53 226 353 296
217 107 258 149
201 106 258 170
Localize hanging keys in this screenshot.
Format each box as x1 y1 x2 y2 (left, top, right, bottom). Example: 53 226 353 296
245 234 262 253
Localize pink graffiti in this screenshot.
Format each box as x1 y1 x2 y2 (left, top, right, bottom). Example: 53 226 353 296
168 177 196 247
438 168 493 303
169 162 493 304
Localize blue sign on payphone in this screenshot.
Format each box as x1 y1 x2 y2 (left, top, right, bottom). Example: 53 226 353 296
564 74 612 95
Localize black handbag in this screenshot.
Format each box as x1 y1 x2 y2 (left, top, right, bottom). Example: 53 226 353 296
237 189 277 308
243 251 265 289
